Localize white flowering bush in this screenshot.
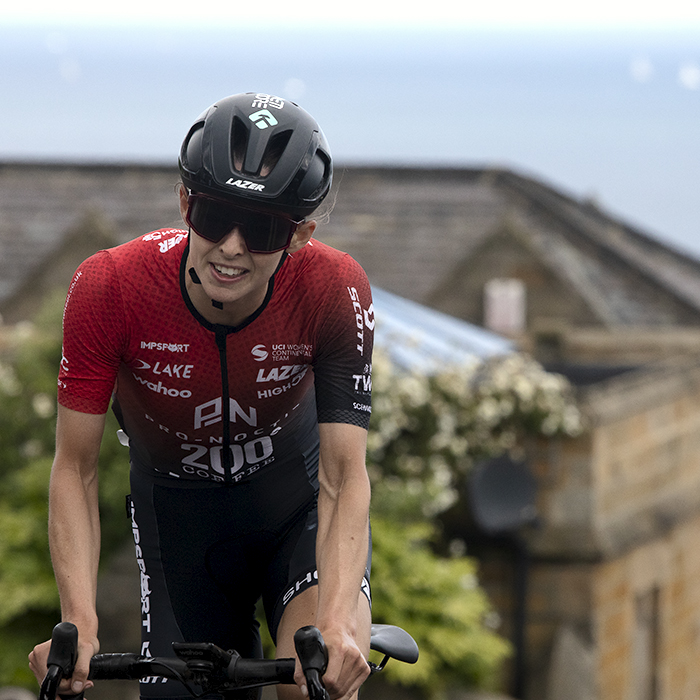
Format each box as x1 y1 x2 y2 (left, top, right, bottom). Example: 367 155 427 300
367 349 583 522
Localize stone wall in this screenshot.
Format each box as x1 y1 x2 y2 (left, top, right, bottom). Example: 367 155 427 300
593 514 700 700
500 357 700 700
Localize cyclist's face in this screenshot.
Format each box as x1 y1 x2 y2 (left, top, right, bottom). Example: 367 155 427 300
179 187 315 325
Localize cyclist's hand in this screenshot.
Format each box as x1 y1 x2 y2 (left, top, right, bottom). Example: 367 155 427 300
313 627 369 700
29 633 99 694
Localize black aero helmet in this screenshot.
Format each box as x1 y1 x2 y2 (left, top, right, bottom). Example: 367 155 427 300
179 92 332 219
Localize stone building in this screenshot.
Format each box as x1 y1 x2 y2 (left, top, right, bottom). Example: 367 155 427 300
440 357 700 700
3 161 700 700
0 161 181 323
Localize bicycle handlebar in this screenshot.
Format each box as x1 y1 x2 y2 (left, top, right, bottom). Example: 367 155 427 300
89 653 190 681
40 621 418 700
88 651 297 694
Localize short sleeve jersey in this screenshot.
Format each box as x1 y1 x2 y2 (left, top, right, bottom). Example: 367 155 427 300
58 229 374 488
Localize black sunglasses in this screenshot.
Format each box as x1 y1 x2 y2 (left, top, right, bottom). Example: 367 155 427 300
185 193 304 253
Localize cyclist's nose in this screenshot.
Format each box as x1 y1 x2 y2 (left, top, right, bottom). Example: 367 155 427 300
219 226 248 255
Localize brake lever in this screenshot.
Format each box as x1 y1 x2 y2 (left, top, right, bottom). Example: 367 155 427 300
293 626 329 700
40 623 84 700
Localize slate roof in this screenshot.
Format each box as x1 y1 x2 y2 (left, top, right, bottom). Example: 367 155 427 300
0 161 181 318
2 161 700 330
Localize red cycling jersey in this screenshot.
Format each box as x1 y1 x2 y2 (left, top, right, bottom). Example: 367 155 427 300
58 229 374 486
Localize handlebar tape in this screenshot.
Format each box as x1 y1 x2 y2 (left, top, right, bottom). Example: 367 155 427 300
89 654 193 681
88 654 145 680
226 657 296 686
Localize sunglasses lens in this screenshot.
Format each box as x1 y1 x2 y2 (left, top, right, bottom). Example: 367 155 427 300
186 195 299 253
186 196 235 242
242 216 296 253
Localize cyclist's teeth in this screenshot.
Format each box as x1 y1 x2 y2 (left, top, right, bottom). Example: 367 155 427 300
215 265 244 277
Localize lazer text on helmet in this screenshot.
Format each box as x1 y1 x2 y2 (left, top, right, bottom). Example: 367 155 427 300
226 179 265 191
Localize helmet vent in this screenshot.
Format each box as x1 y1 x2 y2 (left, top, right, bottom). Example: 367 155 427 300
260 130 293 177
182 123 204 173
297 150 331 200
230 117 250 172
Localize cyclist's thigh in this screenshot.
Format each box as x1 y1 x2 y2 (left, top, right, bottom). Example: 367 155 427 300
129 471 263 700
262 506 372 644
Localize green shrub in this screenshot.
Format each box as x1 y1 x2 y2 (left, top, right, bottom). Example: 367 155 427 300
0 295 129 686
369 517 510 698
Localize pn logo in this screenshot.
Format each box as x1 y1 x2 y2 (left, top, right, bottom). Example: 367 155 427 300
249 109 278 130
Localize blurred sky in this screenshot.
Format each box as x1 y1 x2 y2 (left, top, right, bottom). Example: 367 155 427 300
2 0 700 257
5 0 700 30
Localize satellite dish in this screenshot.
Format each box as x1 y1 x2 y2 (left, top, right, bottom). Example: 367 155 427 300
468 454 538 535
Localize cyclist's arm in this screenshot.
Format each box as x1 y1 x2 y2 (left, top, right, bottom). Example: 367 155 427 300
29 405 106 693
314 422 372 699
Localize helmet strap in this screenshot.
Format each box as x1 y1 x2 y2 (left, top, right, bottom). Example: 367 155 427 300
188 267 224 309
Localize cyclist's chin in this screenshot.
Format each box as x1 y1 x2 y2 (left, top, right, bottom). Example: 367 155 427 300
203 275 268 313
207 288 246 309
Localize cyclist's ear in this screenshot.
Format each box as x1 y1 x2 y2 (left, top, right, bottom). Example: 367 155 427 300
288 221 316 253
